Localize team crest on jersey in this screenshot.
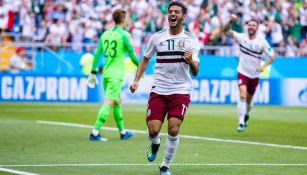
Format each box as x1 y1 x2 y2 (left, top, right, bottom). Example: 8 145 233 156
177 40 185 50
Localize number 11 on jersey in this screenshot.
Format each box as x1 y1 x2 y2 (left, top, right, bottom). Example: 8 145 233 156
167 39 175 51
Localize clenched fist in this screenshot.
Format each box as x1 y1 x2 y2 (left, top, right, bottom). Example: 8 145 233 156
184 50 193 64
230 14 238 22
129 81 139 93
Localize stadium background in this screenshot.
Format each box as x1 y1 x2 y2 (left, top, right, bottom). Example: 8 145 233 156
0 1 307 175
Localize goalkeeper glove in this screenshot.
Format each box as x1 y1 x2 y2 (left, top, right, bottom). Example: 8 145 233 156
87 71 98 88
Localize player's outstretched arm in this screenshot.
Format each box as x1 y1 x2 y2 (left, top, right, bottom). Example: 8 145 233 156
257 56 275 72
123 35 140 66
91 38 103 72
223 14 238 37
87 38 103 88
129 56 150 93
257 42 275 72
189 61 199 76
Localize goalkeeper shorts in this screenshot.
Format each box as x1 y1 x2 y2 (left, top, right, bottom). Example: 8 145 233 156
103 78 123 102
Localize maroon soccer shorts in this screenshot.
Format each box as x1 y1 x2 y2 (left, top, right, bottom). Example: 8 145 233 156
146 92 191 122
238 73 259 96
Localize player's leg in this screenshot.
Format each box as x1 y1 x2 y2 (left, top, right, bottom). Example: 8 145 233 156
108 79 134 140
245 93 253 126
244 77 259 127
160 94 189 175
159 117 182 175
113 100 124 132
237 73 248 132
90 99 114 141
146 92 167 162
113 100 134 140
237 85 247 131
89 78 114 141
147 120 163 161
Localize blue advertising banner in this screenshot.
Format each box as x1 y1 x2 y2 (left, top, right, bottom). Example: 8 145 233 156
190 78 281 105
1 73 306 106
280 79 307 106
0 73 103 102
121 76 282 105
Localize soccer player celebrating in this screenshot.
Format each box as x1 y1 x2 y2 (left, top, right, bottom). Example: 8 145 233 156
87 9 139 141
130 2 200 175
223 14 275 132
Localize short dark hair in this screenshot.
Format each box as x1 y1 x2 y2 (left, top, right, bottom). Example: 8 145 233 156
112 9 126 24
248 18 259 26
168 1 187 14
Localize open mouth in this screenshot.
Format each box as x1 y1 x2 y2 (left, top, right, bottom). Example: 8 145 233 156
248 29 254 32
170 18 177 22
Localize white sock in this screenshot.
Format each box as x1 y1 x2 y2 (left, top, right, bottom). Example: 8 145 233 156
237 99 246 125
149 134 161 144
120 129 127 135
246 103 252 116
92 129 99 136
161 135 179 168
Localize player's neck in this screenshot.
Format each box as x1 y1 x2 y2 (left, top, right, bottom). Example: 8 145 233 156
169 26 183 35
248 34 256 40
116 23 125 29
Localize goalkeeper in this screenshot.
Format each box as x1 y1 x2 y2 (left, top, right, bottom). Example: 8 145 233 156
87 9 139 141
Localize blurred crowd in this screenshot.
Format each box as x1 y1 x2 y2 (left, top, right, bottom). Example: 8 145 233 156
0 0 307 57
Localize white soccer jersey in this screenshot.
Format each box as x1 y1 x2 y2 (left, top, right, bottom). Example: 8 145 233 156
144 28 200 95
233 31 274 78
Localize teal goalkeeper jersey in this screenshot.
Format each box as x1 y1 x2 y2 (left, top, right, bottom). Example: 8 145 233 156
91 26 139 80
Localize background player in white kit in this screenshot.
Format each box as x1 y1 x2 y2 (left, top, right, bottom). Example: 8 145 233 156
130 1 200 175
223 14 275 132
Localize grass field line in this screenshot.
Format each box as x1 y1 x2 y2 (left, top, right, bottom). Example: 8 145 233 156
2 107 306 115
1 163 307 167
2 108 98 112
36 120 307 151
0 167 40 175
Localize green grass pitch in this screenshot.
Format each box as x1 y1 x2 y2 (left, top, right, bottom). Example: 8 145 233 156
0 103 307 175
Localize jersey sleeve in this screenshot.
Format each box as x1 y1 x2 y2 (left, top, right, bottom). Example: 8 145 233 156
144 33 157 58
233 31 244 44
91 35 104 72
123 33 139 66
263 39 274 57
189 38 200 62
